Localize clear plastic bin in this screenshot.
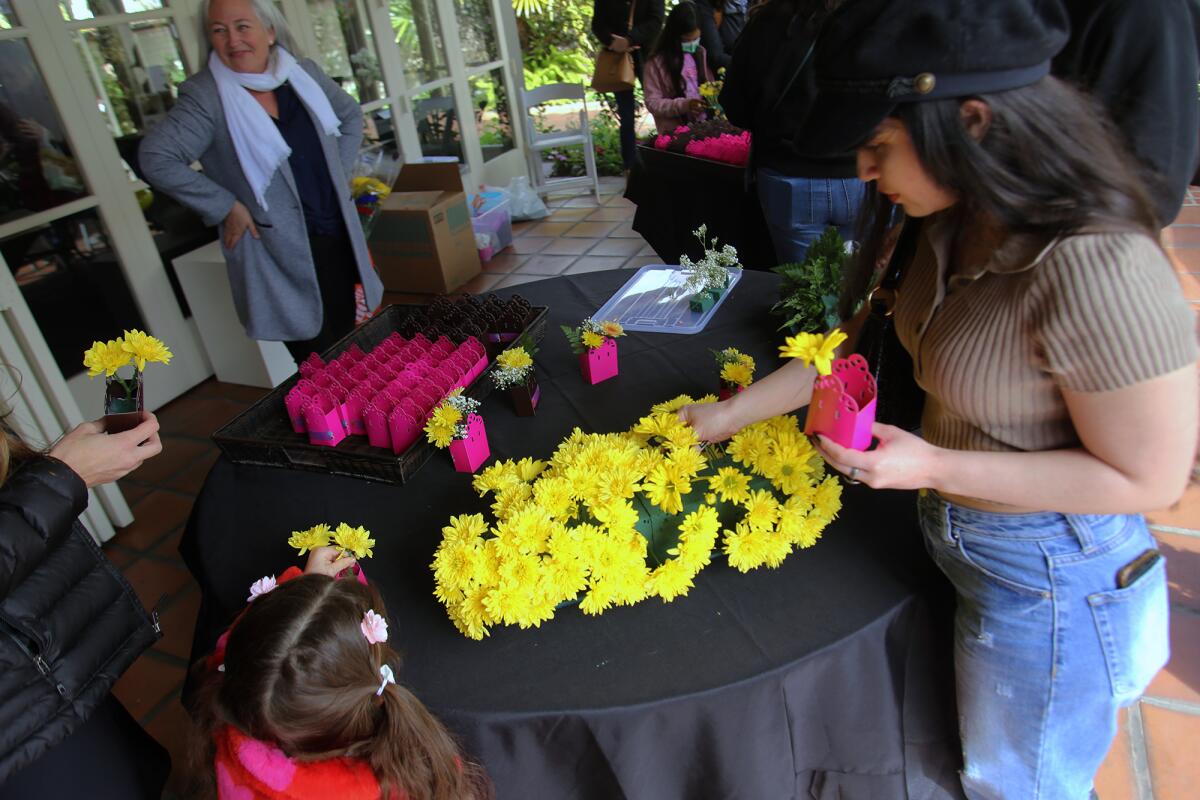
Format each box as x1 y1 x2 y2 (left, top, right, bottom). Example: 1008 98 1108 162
591 265 742 334
468 191 513 261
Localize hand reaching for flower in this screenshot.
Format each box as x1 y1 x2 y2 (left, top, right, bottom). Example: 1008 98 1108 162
678 399 745 443
304 545 357 577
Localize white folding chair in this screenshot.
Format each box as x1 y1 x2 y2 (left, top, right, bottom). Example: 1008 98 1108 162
520 83 603 202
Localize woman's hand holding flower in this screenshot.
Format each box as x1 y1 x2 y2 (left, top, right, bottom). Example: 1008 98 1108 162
304 545 357 577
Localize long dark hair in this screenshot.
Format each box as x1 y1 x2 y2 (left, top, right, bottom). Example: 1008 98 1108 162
650 1 702 98
840 75 1159 318
190 575 491 800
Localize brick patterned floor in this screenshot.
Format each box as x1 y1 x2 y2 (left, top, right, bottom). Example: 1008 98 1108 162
103 177 1200 798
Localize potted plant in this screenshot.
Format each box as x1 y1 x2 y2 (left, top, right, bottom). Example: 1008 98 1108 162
770 226 852 334
561 318 625 385
713 347 755 400
679 224 742 312
491 337 540 416
424 388 490 472
83 330 172 433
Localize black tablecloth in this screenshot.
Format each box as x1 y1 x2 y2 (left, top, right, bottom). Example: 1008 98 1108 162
626 145 777 270
182 270 964 800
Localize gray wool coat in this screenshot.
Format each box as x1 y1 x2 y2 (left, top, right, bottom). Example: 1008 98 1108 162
139 59 384 342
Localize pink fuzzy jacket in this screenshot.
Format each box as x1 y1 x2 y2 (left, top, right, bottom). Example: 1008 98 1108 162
642 48 715 134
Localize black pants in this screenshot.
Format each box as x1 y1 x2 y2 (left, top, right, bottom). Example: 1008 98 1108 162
615 89 637 169
0 694 170 799
284 229 360 363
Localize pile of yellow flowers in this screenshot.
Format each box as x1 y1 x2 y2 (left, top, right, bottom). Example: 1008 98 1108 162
83 330 173 378
714 347 755 388
430 395 841 639
424 388 482 448
288 521 376 559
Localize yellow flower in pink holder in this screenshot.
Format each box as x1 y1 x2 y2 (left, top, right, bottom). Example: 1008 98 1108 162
779 328 848 376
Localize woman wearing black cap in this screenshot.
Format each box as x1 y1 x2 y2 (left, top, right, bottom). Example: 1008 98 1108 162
681 1 1198 798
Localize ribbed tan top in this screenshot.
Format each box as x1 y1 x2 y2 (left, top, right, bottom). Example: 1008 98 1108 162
893 215 1198 453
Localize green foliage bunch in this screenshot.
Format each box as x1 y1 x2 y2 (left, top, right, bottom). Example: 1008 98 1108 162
770 227 851 333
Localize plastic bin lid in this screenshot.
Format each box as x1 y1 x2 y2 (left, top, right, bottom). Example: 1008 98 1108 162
590 265 742 334
468 191 509 217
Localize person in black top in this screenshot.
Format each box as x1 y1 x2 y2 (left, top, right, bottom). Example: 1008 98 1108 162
592 0 666 171
1052 0 1200 227
695 0 747 72
720 0 863 263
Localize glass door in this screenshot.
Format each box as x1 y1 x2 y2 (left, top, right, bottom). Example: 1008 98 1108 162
295 0 530 188
2 0 210 417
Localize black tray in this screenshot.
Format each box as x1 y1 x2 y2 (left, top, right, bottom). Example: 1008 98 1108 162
212 304 548 484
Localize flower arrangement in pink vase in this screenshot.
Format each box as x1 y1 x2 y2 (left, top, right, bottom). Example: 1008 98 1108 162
713 347 755 400
781 329 877 451
424 389 490 473
561 318 625 385
490 337 540 416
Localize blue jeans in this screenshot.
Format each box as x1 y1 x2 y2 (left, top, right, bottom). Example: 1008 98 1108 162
755 169 866 263
917 491 1169 800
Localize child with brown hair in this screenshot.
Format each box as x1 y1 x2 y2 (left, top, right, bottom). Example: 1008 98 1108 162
190 546 490 800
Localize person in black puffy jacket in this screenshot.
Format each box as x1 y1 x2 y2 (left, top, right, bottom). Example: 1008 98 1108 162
0 408 168 798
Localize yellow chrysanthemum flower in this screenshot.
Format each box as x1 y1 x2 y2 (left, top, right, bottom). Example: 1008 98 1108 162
83 339 132 378
581 330 605 350
779 328 848 376
720 361 754 388
332 522 375 559
442 513 487 543
425 402 463 448
121 329 173 371
599 320 625 338
742 489 780 532
709 466 751 503
497 347 533 370
651 394 695 414
647 559 695 601
288 523 331 555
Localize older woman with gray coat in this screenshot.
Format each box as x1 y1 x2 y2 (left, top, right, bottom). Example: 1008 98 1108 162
140 0 383 362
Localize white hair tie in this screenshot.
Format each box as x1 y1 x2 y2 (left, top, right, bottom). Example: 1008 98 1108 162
376 664 396 696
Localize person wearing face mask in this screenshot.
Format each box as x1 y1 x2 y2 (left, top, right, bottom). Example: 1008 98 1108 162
643 1 715 134
139 0 384 364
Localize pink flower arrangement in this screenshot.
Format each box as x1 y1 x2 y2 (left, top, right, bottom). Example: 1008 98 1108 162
652 123 751 166
683 130 752 165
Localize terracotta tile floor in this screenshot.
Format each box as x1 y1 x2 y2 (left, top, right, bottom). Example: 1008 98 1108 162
103 179 1200 798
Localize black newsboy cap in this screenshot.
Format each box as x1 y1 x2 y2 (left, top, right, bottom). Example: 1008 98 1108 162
793 0 1070 156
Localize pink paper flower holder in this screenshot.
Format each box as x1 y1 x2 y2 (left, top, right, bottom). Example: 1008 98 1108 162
579 338 618 385
804 354 877 451
449 414 490 473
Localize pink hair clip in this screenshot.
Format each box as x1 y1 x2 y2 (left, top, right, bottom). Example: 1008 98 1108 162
247 575 277 602
361 609 388 644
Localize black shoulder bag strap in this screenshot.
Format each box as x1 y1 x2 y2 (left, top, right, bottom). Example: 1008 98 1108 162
854 219 925 430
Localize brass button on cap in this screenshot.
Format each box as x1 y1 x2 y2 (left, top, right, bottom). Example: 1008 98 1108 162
914 72 936 94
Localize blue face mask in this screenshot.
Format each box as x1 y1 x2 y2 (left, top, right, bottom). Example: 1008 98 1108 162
681 39 699 54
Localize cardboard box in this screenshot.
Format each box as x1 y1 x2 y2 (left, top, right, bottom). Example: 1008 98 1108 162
369 163 482 293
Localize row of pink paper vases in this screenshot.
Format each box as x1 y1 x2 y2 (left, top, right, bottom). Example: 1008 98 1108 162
279 330 623 475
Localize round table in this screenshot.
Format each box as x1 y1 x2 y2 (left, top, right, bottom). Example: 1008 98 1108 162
181 270 964 799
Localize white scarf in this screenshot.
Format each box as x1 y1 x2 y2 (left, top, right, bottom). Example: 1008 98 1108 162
209 47 342 212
